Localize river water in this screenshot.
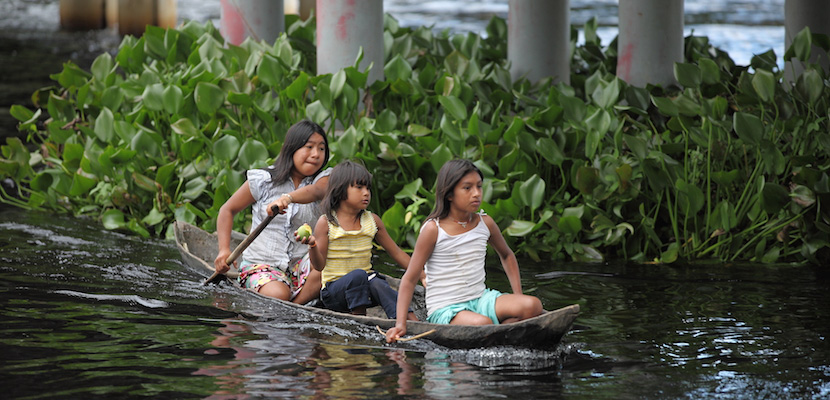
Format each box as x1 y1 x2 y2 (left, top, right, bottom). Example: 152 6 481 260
3 0 830 399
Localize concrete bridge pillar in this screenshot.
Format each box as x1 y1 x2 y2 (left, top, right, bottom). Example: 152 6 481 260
508 0 570 85
220 0 285 46
785 0 830 81
617 0 684 87
316 0 384 83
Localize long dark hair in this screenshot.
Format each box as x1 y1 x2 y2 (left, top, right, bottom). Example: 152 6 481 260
264 120 329 182
321 160 373 225
426 159 484 221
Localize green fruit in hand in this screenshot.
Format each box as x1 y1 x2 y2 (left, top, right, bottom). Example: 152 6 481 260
296 223 312 239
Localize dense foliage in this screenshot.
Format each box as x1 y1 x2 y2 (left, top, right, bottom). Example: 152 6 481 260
2 15 829 264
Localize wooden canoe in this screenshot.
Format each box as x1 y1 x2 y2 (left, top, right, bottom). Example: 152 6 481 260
173 221 580 349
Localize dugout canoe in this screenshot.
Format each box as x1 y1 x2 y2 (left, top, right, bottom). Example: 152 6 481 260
173 220 580 349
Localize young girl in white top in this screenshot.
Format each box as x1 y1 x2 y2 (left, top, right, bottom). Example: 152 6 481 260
386 159 542 342
300 161 417 320
214 120 330 304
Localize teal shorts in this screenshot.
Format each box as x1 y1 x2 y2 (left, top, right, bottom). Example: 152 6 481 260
427 288 504 325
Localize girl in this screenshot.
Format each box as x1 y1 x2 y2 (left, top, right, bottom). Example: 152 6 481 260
300 161 417 320
386 159 543 343
214 119 330 305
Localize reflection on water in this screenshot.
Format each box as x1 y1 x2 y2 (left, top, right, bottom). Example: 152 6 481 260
2 207 829 398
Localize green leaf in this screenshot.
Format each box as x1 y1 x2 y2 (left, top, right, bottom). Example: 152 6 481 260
330 69 347 99
699 58 721 84
751 69 776 103
213 135 241 161
142 207 167 226
306 100 330 125
506 220 535 237
430 144 453 174
651 96 679 117
519 174 546 213
675 179 704 217
674 62 702 88
163 85 184 114
438 95 467 121
394 178 423 200
182 176 208 200
284 71 309 100
69 173 97 196
384 54 412 81
761 182 790 214
258 54 284 88
93 107 115 143
536 137 566 167
733 112 763 146
101 209 127 230
171 118 201 138
142 83 165 111
195 82 225 114
238 139 269 169
558 215 582 235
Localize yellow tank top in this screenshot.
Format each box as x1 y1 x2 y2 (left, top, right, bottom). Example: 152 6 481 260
322 211 377 287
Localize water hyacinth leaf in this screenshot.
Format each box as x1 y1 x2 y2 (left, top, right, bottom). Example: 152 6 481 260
623 134 648 160
536 137 565 166
375 109 397 133
142 207 166 226
712 169 740 186
238 139 269 169
430 144 453 174
438 95 467 121
142 83 165 111
674 62 702 89
558 215 582 235
394 178 422 200
751 69 776 103
575 166 599 195
406 124 431 137
651 96 679 117
661 242 679 264
519 174 545 213
257 54 284 87
330 69 347 99
560 94 586 122
69 173 97 196
132 172 158 192
675 179 704 216
699 58 721 84
213 135 240 161
284 72 309 100
733 112 763 146
110 148 136 164
592 78 620 109
761 183 790 214
195 82 224 114
10 104 35 123
90 53 113 82
790 26 812 62
94 107 115 143
381 201 406 240
101 86 123 111
384 54 412 81
227 91 253 106
506 220 535 237
171 118 201 138
306 100 330 125
182 176 208 200
101 209 127 230
795 69 823 105
760 140 786 175
790 184 815 208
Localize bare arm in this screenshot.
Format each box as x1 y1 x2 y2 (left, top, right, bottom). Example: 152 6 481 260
484 215 523 294
386 222 437 343
214 181 255 274
266 176 330 216
306 215 329 272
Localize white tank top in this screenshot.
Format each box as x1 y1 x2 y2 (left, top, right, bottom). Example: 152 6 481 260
424 213 489 316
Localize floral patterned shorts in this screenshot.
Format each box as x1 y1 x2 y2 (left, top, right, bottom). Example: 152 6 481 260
237 254 312 300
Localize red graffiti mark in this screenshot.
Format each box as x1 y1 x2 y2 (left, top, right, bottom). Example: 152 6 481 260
337 11 355 40
220 0 245 45
618 42 634 81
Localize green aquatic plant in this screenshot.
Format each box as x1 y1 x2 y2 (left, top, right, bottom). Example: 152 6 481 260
2 16 829 265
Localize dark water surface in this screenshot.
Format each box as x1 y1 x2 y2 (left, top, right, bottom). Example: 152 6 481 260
2 206 829 399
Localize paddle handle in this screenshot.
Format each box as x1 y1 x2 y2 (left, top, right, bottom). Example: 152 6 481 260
203 206 279 285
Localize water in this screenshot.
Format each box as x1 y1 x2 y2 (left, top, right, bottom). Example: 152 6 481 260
4 1 828 398
2 206 829 399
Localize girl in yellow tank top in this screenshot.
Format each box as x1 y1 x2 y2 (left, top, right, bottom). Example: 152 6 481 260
298 161 418 320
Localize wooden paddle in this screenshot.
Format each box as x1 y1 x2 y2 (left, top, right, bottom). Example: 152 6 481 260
203 205 281 285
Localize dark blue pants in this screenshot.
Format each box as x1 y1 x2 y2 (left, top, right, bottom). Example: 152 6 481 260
320 269 400 318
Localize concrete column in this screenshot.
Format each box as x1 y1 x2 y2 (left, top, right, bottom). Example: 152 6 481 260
785 0 830 81
117 0 176 36
220 0 285 46
316 0 384 83
508 0 570 84
617 0 684 87
59 0 105 30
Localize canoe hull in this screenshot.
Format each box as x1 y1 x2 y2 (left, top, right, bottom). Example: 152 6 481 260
173 221 579 349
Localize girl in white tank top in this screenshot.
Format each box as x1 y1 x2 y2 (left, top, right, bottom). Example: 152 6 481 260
385 160 544 343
